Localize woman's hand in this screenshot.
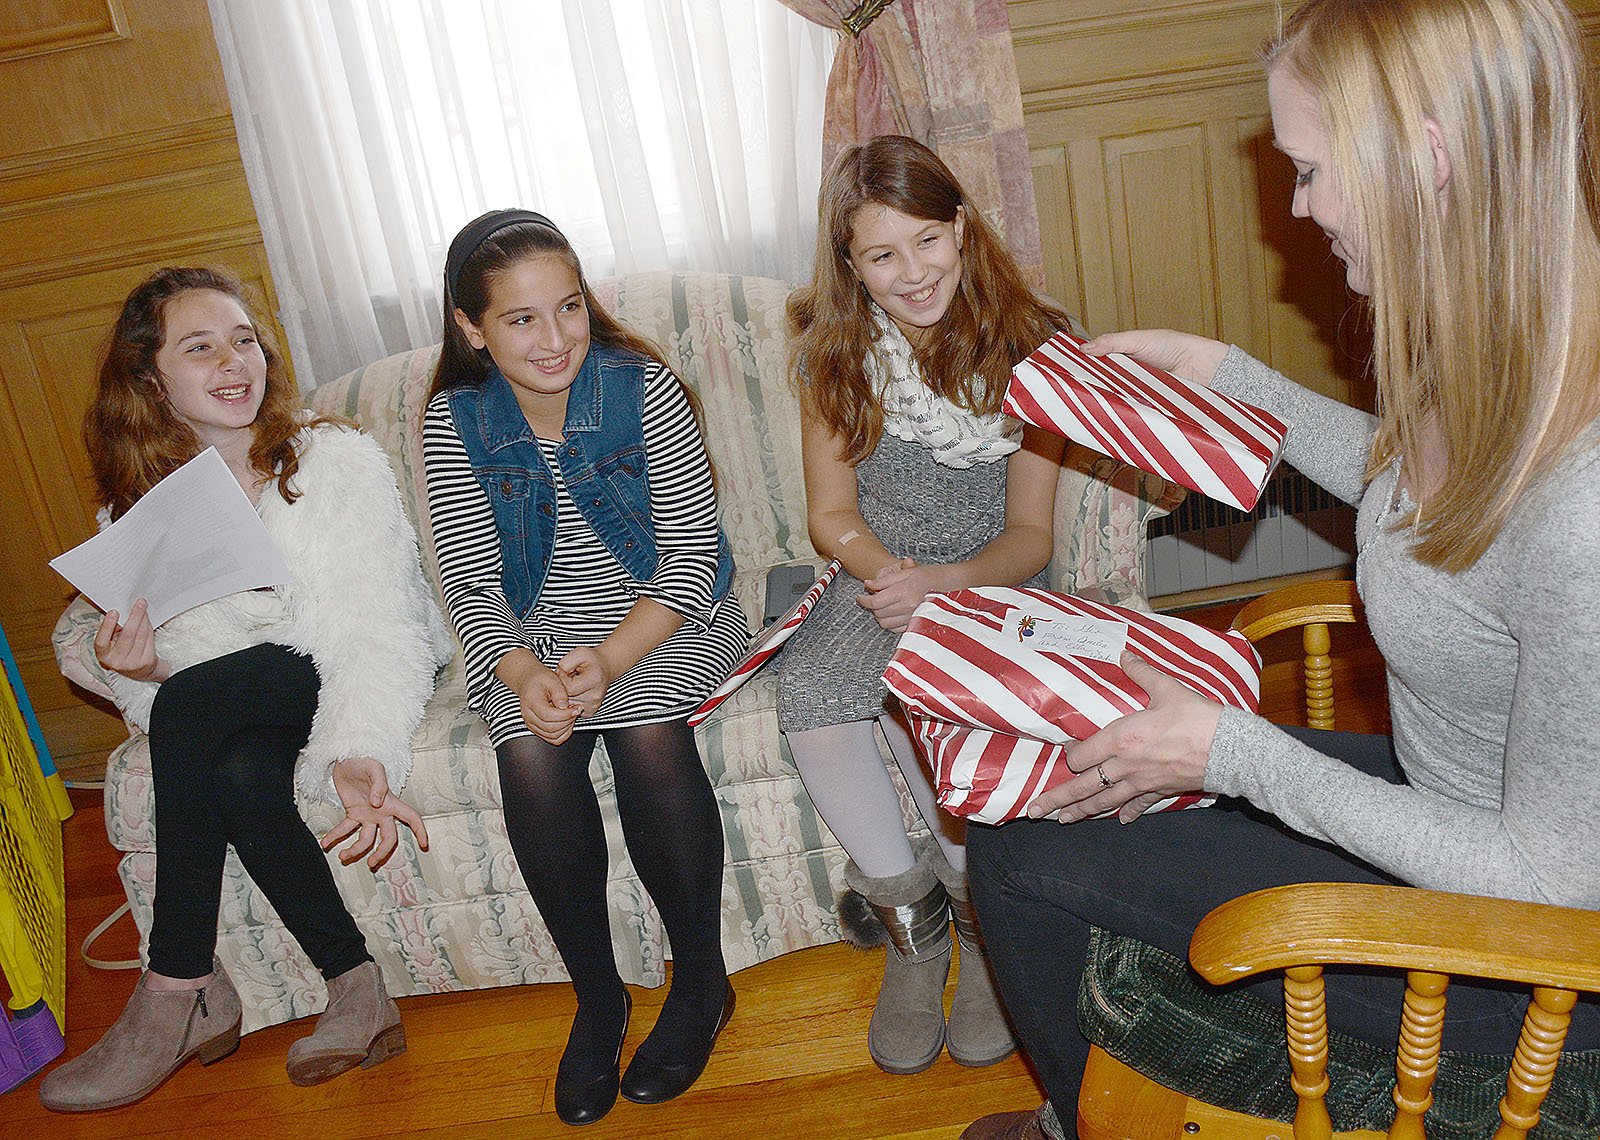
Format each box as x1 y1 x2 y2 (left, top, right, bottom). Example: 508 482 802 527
93 599 171 683
322 756 429 870
518 665 583 745
858 557 946 633
1025 652 1221 824
557 646 611 717
1080 329 1230 387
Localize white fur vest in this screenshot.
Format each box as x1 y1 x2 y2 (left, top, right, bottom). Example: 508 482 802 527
105 424 454 805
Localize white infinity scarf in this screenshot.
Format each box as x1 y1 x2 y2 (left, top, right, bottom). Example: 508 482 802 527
867 309 1020 469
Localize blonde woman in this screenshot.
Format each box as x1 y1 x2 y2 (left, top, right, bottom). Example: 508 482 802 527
963 1 1600 1137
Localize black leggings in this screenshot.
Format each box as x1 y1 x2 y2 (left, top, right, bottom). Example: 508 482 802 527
495 720 726 1015
967 727 1600 1131
145 643 370 981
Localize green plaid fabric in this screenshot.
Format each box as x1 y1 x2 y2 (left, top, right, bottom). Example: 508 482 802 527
1079 928 1600 1140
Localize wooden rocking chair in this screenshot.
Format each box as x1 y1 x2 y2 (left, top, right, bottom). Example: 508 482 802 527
1076 580 1600 1140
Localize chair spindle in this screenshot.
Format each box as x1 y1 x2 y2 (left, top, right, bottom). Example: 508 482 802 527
1284 964 1333 1140
1389 970 1447 1140
1302 620 1335 729
1492 985 1578 1140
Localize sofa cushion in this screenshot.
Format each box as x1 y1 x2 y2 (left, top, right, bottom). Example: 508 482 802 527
64 268 1183 1034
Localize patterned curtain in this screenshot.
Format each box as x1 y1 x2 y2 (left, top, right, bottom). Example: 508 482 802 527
774 0 1044 286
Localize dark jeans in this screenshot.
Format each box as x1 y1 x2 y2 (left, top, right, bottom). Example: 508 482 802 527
145 643 370 980
967 727 1600 1128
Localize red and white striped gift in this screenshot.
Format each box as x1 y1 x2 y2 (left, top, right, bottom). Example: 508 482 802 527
1004 329 1288 511
689 560 841 727
882 586 1261 823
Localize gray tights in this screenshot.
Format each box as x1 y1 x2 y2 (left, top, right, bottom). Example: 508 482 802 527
786 712 965 878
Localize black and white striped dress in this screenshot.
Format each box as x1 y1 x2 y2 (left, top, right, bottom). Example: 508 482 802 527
422 363 749 747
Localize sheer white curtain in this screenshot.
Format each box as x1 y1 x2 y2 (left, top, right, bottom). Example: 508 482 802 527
207 0 836 386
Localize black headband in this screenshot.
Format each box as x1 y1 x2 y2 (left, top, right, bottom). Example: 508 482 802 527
443 208 562 298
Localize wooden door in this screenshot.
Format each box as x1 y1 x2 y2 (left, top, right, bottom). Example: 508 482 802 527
0 0 278 774
1010 0 1386 407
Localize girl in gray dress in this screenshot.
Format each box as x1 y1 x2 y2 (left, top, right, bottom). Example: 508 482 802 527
776 136 1071 1077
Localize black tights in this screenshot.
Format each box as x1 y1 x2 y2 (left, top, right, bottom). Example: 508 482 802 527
497 719 726 1076
146 643 369 981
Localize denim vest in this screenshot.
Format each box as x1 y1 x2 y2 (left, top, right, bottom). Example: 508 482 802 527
446 345 734 622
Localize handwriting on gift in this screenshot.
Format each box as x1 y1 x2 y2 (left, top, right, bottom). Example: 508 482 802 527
1004 611 1127 664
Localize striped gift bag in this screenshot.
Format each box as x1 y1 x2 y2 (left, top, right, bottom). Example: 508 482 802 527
883 586 1261 823
1005 329 1288 511
690 560 841 727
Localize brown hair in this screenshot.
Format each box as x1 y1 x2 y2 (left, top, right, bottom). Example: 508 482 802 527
790 135 1071 463
1266 0 1600 569
84 267 324 520
427 216 674 401
426 212 717 487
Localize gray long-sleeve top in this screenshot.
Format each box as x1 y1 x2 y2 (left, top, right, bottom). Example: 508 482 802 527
1204 347 1600 908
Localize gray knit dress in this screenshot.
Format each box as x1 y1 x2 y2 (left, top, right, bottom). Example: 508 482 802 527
775 432 1046 732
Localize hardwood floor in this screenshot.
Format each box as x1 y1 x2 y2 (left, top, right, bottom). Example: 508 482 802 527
4 797 1042 1139
2 597 1389 1139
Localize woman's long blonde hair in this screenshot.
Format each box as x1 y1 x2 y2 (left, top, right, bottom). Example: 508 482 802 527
790 135 1071 464
1267 0 1600 570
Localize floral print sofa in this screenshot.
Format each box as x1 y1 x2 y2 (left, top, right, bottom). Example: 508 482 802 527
54 271 1181 1033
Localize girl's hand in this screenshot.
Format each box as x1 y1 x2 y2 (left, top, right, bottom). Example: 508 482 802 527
1080 329 1230 387
323 756 429 870
858 557 944 633
93 599 171 683
519 665 582 745
1025 652 1221 824
557 646 611 717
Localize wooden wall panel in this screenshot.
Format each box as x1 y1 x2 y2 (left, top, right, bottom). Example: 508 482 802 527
1010 0 1364 403
0 1 128 62
0 0 274 774
1010 0 1600 411
1103 126 1218 335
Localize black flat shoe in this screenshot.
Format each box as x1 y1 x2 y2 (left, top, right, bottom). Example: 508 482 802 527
554 990 631 1126
619 983 735 1105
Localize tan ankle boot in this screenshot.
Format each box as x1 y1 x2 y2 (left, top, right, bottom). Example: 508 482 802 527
285 960 405 1086
38 960 241 1112
934 855 1017 1067
840 839 952 1075
961 1102 1065 1140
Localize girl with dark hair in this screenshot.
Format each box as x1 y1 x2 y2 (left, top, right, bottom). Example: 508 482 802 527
421 210 746 1125
775 135 1072 1076
40 267 452 1112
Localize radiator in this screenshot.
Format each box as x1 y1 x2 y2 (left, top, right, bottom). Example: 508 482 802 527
1147 465 1356 598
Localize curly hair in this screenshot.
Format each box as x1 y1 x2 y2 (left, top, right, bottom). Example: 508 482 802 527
83 267 328 520
789 135 1071 464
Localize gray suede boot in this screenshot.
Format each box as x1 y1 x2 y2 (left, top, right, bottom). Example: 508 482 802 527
839 838 951 1075
933 852 1017 1067
285 960 406 1086
38 959 241 1112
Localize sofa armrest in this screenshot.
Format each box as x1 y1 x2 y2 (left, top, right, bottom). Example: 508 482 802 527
53 595 117 702
1049 445 1186 611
